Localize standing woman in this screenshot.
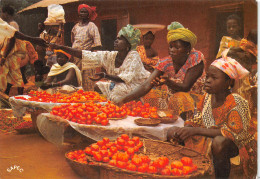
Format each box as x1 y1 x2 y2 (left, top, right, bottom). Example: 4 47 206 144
117 22 205 120
71 4 102 91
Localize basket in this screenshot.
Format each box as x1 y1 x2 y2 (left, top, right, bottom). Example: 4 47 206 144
157 116 178 124
65 151 100 179
89 139 212 179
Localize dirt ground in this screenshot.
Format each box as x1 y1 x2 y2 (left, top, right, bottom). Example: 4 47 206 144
0 131 85 179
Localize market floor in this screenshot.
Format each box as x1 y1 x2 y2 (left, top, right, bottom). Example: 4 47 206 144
0 131 85 179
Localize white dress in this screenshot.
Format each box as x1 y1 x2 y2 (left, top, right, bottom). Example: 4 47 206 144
82 50 150 101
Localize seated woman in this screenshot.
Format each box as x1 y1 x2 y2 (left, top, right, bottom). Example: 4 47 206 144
137 31 159 72
50 24 150 102
40 50 82 92
116 22 205 119
167 57 256 179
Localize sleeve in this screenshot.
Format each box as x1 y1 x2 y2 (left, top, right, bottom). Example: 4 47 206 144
155 57 166 72
117 53 143 84
25 41 38 64
91 24 102 47
0 18 17 45
221 97 252 148
216 36 229 58
82 50 111 70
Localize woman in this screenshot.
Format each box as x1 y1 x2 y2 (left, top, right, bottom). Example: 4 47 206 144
137 31 159 72
40 50 82 91
50 24 150 102
116 22 205 119
167 57 256 179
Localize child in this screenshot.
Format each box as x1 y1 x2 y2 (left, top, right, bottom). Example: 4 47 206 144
167 57 256 178
216 14 242 58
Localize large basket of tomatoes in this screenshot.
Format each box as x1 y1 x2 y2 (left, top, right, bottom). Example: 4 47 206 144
66 134 212 179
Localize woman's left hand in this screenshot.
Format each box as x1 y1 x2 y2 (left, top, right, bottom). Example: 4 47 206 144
151 76 167 86
173 127 197 141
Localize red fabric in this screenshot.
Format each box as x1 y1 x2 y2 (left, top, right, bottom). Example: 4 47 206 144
78 4 97 21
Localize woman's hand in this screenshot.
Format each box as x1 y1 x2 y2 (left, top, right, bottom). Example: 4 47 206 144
40 82 52 90
167 126 197 142
151 76 168 86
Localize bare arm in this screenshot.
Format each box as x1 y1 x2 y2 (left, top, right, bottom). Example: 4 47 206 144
14 31 47 47
165 61 204 92
49 43 82 59
116 69 163 105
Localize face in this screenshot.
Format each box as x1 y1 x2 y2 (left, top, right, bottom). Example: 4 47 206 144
114 35 130 51
168 40 190 63
227 19 240 37
143 32 155 47
204 66 231 94
56 53 68 66
79 8 89 20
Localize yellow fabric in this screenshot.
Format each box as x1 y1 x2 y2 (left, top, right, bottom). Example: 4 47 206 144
48 62 82 86
167 28 197 49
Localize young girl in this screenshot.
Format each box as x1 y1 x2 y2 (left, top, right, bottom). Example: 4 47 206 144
216 14 242 58
167 57 257 179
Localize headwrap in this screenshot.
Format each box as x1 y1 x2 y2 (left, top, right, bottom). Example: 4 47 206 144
78 4 97 21
167 21 197 49
211 57 249 80
239 38 257 57
54 49 71 59
118 24 141 51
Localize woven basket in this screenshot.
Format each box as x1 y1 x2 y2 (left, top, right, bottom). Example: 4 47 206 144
89 139 212 179
65 151 100 179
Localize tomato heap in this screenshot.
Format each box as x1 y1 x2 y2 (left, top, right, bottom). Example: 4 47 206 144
67 150 88 164
14 121 33 129
67 134 198 176
51 102 109 126
122 101 158 118
15 90 107 103
101 101 127 119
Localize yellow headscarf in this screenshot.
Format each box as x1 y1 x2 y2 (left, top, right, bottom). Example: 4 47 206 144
167 22 197 49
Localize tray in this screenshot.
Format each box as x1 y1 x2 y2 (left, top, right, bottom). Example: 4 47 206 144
157 115 178 124
134 118 161 126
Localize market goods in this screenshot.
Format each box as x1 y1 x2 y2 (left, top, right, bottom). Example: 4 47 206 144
65 135 211 178
14 89 106 103
123 101 158 118
101 101 127 119
134 118 161 126
15 121 35 134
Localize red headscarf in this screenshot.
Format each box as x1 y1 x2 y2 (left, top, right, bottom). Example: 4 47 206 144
78 4 97 21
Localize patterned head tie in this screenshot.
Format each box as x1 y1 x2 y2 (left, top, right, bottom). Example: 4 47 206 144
211 57 249 80
78 4 97 21
167 21 197 49
118 24 141 51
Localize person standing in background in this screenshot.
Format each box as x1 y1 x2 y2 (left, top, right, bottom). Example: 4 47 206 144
1 4 19 30
71 4 102 91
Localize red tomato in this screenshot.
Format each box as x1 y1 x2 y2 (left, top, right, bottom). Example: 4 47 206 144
132 137 140 144
117 138 125 146
171 168 183 176
99 150 108 157
103 137 110 144
102 157 110 163
131 156 142 166
97 140 104 146
93 152 102 162
160 168 171 175
171 160 183 169
117 161 127 169
110 146 118 153
140 156 151 164
121 134 129 141
147 165 157 174
127 141 135 147
181 157 193 166
126 163 137 171
109 159 117 166
84 147 92 155
137 165 148 173
191 164 198 172
126 147 135 156
101 119 109 126
91 144 99 151
182 166 192 175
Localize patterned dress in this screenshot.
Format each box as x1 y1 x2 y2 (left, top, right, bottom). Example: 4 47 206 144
82 50 150 102
185 93 257 178
216 36 240 58
0 39 26 92
136 45 159 72
151 49 205 115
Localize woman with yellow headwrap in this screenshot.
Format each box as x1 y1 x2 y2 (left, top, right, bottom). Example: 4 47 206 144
116 22 205 120
49 24 150 102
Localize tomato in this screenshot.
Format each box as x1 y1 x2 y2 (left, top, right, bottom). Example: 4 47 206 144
101 146 107 150
110 146 118 153
136 142 143 148
182 166 192 175
140 156 151 164
147 165 157 174
132 137 140 144
97 140 105 146
181 157 193 166
91 144 99 151
131 156 142 166
117 138 125 146
93 152 102 162
191 164 197 172
84 147 92 155
121 134 129 141
159 157 169 166
126 147 135 156
171 168 183 176
126 163 137 171
171 160 183 169
103 137 110 144
116 145 123 151
100 150 108 157
101 119 109 126
127 141 135 147
102 157 110 163
109 159 117 166
160 168 171 175
137 165 148 173
117 161 127 169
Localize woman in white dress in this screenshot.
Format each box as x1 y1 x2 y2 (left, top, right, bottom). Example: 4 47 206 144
50 24 150 102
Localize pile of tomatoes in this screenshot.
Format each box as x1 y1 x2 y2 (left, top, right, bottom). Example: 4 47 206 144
67 134 197 176
51 102 109 126
101 101 127 119
123 101 158 118
15 90 107 103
